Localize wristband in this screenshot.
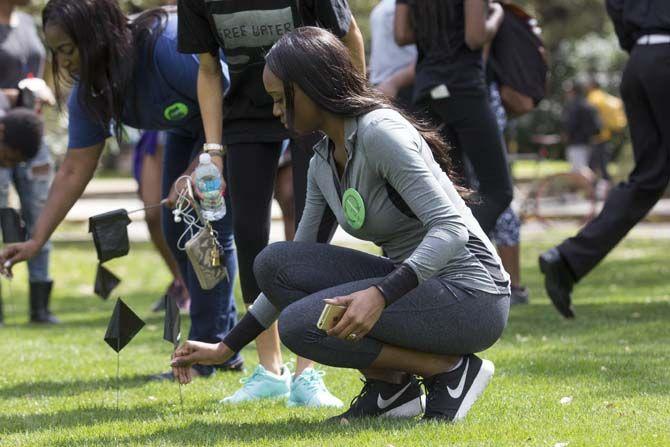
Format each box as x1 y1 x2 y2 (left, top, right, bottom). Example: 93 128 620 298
222 312 266 353
375 263 418 307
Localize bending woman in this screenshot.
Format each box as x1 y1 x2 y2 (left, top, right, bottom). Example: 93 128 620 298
172 27 510 423
0 1 241 377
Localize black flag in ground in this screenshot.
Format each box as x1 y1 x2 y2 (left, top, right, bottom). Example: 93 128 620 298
163 295 181 347
94 264 120 300
0 208 26 243
89 209 131 263
162 294 184 409
104 298 145 352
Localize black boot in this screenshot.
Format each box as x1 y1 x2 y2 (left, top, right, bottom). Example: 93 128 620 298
29 280 59 324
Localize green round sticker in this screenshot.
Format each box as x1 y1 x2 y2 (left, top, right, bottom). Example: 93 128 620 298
342 188 366 230
163 102 189 121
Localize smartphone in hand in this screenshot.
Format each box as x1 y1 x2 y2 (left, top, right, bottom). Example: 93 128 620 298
317 303 347 331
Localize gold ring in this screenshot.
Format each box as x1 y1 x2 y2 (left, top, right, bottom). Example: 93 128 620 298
346 333 358 341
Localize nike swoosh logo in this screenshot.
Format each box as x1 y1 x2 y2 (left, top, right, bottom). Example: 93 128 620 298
377 382 413 409
447 358 470 399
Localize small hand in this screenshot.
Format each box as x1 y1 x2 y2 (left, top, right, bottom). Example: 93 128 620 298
170 341 232 384
326 287 386 342
165 174 195 209
0 239 42 277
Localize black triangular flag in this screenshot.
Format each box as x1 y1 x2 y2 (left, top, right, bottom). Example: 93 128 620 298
89 209 131 263
104 298 145 352
94 264 120 300
163 295 181 347
0 208 26 243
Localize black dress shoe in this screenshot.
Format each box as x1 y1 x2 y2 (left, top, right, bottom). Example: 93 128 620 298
539 248 576 318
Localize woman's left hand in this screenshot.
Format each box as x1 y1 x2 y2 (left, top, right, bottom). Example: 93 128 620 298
325 287 386 342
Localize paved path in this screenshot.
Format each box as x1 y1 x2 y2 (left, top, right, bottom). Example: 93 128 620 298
20 177 668 243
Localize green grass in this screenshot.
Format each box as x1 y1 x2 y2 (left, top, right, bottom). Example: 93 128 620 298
1 232 669 446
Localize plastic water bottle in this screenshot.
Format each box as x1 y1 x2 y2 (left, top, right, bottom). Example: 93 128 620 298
194 153 226 221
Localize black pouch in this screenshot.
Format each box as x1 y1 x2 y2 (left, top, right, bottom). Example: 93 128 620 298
94 264 120 300
0 208 26 243
88 209 131 263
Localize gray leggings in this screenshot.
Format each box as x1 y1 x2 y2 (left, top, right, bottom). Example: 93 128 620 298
255 242 510 370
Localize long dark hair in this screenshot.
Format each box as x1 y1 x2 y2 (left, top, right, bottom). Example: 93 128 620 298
43 0 167 142
265 26 465 194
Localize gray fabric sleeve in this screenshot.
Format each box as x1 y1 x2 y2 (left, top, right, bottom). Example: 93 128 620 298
361 116 469 282
247 293 280 328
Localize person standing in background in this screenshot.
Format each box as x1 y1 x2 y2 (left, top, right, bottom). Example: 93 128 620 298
540 0 670 318
586 74 627 197
561 79 601 180
486 68 528 305
0 0 57 324
394 0 513 235
369 0 417 111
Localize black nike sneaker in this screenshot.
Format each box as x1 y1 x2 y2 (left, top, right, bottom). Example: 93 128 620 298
422 354 495 422
327 376 425 423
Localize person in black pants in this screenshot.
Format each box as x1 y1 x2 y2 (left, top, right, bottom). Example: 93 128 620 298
394 0 513 234
539 0 670 318
176 0 365 405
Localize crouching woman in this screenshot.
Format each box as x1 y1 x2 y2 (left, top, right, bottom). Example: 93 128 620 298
172 27 510 423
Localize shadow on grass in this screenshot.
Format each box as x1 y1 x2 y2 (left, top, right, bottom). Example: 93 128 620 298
0 402 167 436
0 374 151 401
49 417 419 446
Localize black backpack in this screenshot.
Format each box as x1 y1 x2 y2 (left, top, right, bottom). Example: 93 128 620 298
490 3 548 116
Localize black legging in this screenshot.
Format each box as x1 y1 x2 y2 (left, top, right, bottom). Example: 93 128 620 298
254 241 510 369
225 135 313 304
429 95 513 234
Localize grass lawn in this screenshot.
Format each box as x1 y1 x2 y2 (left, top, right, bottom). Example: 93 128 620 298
1 230 669 446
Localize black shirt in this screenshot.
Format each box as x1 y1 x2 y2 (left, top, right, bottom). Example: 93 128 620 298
606 0 670 52
563 97 601 146
397 0 486 103
177 0 352 144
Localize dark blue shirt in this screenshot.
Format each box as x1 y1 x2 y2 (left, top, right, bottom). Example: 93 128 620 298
67 13 229 149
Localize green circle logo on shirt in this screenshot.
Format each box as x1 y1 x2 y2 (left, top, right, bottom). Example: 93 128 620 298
163 102 189 121
343 188 366 230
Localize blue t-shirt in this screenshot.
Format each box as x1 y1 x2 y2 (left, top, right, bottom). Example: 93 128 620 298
67 13 229 149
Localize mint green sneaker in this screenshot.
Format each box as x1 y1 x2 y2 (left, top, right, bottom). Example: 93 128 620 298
221 364 291 404
287 368 344 408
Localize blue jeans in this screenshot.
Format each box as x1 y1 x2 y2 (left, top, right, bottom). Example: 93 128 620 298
0 144 52 282
161 131 240 374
